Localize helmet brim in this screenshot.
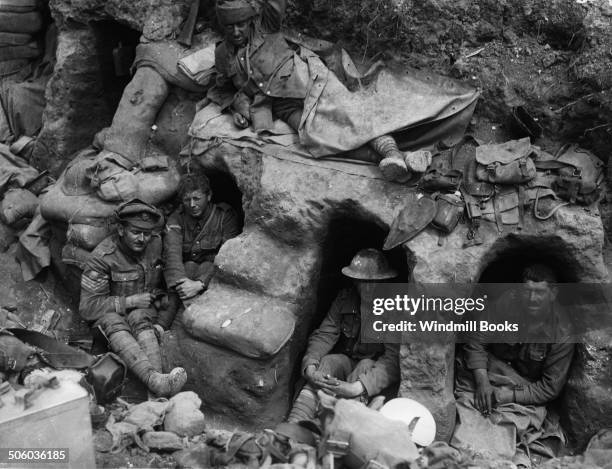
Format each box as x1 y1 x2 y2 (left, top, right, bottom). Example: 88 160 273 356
341 266 398 280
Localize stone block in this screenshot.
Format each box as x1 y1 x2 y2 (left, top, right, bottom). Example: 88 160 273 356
399 343 456 442
162 321 295 429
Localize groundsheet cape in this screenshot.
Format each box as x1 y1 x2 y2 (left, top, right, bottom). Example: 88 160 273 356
188 49 479 159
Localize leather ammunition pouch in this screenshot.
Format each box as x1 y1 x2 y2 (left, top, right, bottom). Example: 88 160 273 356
420 168 462 193
479 185 526 229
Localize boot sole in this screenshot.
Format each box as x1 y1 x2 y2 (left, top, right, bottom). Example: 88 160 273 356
379 157 409 182
404 150 432 173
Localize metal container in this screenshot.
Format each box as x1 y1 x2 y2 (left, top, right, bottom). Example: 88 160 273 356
0 380 95 469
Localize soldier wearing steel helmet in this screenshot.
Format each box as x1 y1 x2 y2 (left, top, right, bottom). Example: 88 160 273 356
286 248 400 422
79 199 187 397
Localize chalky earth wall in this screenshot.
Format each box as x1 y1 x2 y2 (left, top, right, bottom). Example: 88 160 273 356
37 0 612 448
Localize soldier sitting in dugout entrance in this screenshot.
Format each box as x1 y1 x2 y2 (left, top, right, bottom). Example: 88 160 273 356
286 248 400 423
79 199 187 397
161 173 241 328
452 263 575 466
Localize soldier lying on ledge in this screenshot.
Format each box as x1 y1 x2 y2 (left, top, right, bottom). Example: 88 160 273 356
286 248 400 422
208 0 432 182
79 199 187 397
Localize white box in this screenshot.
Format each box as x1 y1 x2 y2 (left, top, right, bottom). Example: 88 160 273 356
0 380 96 469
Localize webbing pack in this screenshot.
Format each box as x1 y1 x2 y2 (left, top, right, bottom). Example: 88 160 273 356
475 137 536 185
533 144 605 205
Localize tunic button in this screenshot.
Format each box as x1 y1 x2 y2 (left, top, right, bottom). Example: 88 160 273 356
266 91 271 95
259 82 263 87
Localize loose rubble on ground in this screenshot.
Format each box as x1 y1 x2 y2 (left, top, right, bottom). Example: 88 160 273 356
0 0 611 468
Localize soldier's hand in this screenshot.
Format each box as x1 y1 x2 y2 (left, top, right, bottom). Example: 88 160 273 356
318 379 364 398
126 293 154 309
474 380 494 416
233 112 249 129
176 279 204 300
304 364 326 386
472 368 494 415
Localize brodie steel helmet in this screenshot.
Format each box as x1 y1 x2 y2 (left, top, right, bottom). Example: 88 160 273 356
341 248 398 280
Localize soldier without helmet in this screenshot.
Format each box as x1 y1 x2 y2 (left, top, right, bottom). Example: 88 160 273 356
79 199 187 397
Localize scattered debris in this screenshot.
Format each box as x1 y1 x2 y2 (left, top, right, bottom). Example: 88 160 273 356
141 431 184 451
163 391 206 437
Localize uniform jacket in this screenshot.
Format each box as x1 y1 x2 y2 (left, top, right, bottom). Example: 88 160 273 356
464 291 575 406
464 341 575 406
79 235 164 322
163 203 240 287
207 0 309 130
301 287 400 397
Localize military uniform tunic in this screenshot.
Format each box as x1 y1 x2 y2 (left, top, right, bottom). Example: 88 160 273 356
163 203 240 288
463 291 575 406
207 0 309 131
464 341 575 405
301 287 400 397
79 234 164 335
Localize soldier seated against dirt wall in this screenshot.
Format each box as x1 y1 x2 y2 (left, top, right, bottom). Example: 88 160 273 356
452 264 575 467
161 173 241 329
286 248 400 423
79 199 187 397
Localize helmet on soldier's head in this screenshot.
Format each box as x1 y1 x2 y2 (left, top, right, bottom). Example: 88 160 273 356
341 248 398 280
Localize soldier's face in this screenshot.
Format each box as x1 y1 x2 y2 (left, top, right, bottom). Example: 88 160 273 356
118 224 153 254
224 19 250 47
182 190 211 218
524 280 556 317
354 280 376 300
